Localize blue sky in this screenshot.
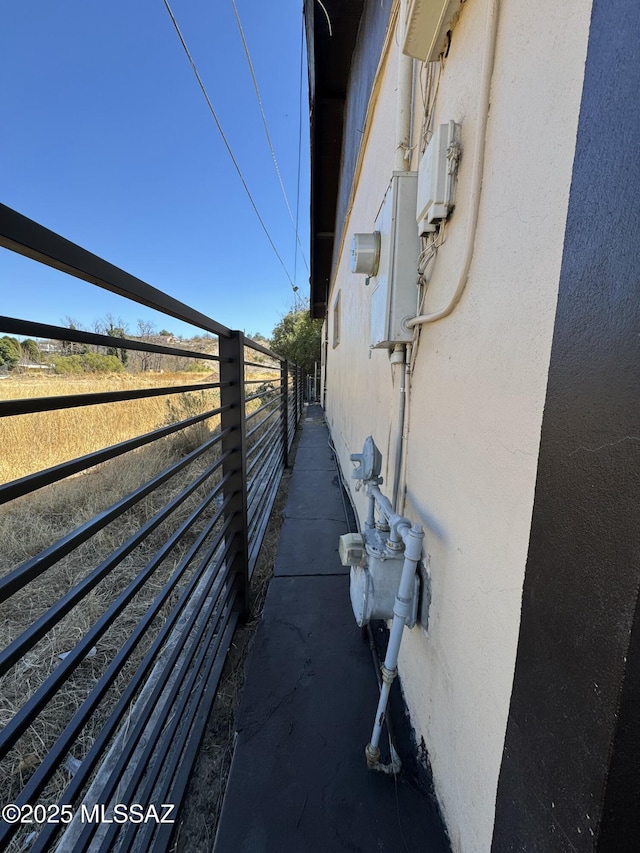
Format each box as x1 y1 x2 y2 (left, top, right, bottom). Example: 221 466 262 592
0 0 309 340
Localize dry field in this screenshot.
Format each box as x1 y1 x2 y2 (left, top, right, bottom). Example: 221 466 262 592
0 372 222 484
0 369 281 851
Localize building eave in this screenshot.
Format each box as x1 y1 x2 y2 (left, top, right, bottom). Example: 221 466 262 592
305 0 365 319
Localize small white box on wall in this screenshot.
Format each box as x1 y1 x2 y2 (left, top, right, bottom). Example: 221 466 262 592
416 120 459 231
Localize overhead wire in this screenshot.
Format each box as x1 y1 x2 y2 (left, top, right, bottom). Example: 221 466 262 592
231 0 309 282
294 12 306 289
161 0 297 292
315 0 333 35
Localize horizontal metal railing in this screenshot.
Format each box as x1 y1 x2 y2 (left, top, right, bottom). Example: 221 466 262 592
0 204 306 852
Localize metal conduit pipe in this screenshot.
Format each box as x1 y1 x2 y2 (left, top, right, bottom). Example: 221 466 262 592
389 0 413 513
367 484 413 544
406 0 501 328
390 344 408 512
348 437 425 772
366 517 425 769
394 0 414 172
366 624 402 775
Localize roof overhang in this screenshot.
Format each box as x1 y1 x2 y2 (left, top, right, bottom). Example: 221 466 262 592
304 0 365 319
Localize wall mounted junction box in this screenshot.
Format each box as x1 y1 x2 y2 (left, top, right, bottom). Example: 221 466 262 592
369 171 420 349
402 0 463 63
416 120 459 232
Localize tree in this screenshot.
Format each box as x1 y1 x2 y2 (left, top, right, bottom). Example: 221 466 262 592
61 318 88 355
20 338 41 363
270 305 322 374
95 315 129 367
249 331 271 347
50 352 124 374
135 319 158 372
106 326 128 366
0 337 20 370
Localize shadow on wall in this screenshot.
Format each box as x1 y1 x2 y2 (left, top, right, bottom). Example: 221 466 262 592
405 486 451 546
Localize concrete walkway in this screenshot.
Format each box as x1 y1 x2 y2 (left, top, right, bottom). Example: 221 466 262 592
213 405 450 852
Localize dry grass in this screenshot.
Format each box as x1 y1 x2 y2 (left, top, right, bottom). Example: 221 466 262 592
0 367 286 852
0 373 221 484
0 428 224 851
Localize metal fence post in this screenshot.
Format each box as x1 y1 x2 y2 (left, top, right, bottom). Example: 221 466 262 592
299 368 303 415
281 359 289 467
219 331 249 617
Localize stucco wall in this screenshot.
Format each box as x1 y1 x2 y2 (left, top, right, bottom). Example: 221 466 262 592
324 1 592 849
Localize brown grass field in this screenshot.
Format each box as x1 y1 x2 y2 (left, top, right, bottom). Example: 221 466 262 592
0 369 281 850
0 372 223 484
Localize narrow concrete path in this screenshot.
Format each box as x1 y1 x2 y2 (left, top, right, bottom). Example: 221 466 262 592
213 405 450 852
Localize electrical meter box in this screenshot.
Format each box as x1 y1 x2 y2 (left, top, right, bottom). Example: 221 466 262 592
369 172 419 349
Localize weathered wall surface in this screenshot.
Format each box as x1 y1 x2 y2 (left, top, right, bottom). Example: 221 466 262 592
324 0 593 848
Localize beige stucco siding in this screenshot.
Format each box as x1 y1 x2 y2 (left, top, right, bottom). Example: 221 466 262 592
325 40 400 487
325 0 593 849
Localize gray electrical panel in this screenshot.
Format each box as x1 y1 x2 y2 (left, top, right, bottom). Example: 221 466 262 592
369 172 419 349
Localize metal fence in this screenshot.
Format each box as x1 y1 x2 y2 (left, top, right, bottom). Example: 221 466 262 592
0 204 304 852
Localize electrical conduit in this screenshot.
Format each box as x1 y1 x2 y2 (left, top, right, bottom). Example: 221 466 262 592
406 0 501 327
394 0 414 171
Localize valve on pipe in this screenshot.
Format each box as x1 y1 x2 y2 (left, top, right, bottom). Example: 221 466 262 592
339 437 427 773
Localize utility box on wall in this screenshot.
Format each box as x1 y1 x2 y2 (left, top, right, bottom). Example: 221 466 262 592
369 172 419 349
417 121 459 231
403 0 463 63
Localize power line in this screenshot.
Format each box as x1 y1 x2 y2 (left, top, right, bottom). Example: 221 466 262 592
294 12 305 288
161 0 297 292
230 0 309 279
316 0 333 36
